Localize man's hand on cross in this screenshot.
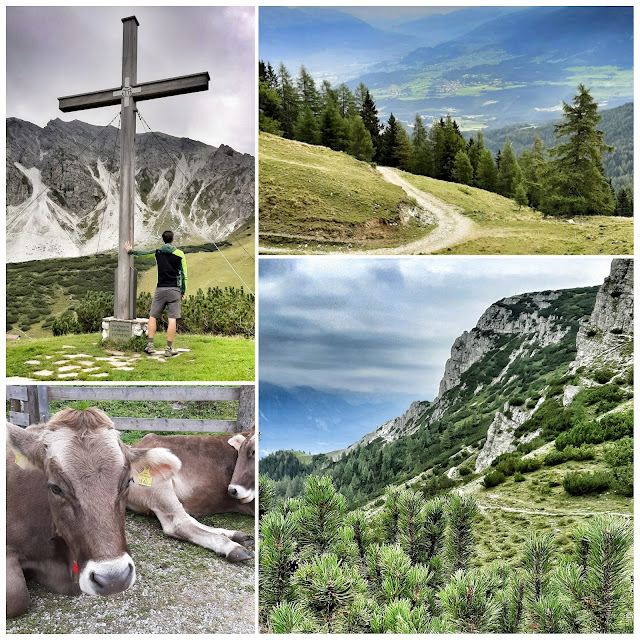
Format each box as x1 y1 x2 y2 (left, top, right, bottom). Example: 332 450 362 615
125 241 132 252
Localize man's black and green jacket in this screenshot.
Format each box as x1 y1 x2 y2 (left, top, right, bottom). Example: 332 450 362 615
128 244 188 294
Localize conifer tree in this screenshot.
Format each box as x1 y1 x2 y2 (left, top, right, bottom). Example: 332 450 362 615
296 65 320 116
320 100 348 152
258 79 283 135
520 136 547 209
466 133 485 184
359 89 382 159
445 494 478 574
452 150 473 186
380 113 401 167
336 83 358 118
477 148 498 192
496 138 523 198
276 63 299 139
294 104 320 145
441 115 466 181
514 183 529 210
542 84 614 217
429 119 447 180
412 115 432 175
348 117 375 162
394 124 413 172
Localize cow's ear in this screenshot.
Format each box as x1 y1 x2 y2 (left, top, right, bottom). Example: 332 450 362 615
6 423 46 471
228 433 246 451
126 446 181 481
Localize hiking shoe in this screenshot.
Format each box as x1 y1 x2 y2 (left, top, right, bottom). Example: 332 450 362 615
165 347 179 358
144 344 156 354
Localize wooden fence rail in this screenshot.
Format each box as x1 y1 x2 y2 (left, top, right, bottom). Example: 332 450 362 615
6 385 254 433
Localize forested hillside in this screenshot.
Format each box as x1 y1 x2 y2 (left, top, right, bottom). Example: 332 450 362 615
260 61 632 218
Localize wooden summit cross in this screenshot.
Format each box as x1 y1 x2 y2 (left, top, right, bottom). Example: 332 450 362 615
58 16 209 326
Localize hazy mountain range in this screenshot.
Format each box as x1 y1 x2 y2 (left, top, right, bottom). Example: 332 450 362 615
260 6 633 130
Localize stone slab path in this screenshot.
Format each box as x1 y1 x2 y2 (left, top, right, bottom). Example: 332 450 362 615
20 345 191 381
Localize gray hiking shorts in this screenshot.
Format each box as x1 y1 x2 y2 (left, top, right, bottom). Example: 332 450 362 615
150 287 182 319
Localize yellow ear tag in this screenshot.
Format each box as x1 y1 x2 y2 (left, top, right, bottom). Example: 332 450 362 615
137 468 153 487
15 453 29 469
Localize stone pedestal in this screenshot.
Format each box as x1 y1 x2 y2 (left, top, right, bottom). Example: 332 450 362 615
102 317 148 343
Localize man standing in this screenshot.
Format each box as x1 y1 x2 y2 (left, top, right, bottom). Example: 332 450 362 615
125 230 187 357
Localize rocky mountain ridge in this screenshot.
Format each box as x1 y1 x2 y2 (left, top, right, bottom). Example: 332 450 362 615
6 117 255 262
346 260 633 472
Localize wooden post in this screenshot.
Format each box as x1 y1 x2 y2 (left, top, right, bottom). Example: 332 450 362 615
236 385 255 432
37 386 51 423
116 17 138 319
57 16 209 329
25 386 40 425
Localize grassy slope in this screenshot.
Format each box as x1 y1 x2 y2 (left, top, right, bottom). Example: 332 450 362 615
6 334 254 382
259 132 433 251
258 134 633 255
467 441 633 568
401 173 633 255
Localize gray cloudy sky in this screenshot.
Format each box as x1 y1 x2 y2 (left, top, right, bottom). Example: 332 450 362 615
259 257 613 399
6 6 255 154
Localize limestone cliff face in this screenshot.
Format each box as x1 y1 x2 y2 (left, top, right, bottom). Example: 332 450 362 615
6 117 254 262
346 400 431 452
475 401 543 473
438 291 567 397
574 259 634 370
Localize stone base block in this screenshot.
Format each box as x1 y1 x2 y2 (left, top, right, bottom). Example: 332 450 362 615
102 317 149 343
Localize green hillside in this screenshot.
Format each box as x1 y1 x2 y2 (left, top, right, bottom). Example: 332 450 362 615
259 133 633 255
259 132 434 252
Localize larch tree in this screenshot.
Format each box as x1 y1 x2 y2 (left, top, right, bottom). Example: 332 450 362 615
277 62 299 139
452 150 473 186
542 84 614 217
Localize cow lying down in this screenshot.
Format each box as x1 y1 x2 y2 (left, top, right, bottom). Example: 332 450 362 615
6 408 255 618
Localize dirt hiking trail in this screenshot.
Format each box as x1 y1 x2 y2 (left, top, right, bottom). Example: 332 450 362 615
364 166 478 254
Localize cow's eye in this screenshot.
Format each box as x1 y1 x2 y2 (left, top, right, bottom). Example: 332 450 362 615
48 484 64 497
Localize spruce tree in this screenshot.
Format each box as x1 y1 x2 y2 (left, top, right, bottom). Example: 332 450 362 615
394 124 413 171
542 84 614 217
441 115 466 181
336 83 358 118
276 63 299 139
294 104 320 145
320 100 348 152
412 115 432 175
296 65 320 116
520 136 547 209
348 117 375 162
359 89 382 159
496 139 523 198
258 79 283 135
380 113 400 167
477 147 498 192
452 150 473 186
429 119 447 180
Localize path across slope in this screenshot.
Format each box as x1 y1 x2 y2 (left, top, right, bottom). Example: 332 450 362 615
364 166 478 254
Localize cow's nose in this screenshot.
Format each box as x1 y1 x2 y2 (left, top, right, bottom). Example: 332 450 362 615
90 562 134 595
228 486 238 498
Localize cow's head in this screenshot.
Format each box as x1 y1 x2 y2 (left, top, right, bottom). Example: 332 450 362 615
227 425 255 504
6 408 181 597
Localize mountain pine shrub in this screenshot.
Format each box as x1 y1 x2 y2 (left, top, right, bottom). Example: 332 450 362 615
259 475 632 633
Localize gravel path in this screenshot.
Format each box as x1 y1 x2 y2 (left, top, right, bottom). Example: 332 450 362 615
6 513 255 634
364 166 478 254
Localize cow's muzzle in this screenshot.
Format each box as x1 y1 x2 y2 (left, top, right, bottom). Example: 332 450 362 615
79 554 136 596
228 484 255 504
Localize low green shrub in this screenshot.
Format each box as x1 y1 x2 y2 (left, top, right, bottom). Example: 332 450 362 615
563 470 612 496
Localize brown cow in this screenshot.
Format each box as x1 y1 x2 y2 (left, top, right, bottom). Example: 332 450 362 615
127 426 255 560
6 408 182 618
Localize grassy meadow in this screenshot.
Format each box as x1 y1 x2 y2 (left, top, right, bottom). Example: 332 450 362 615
6 333 254 382
258 133 633 255
259 132 434 252
401 173 633 255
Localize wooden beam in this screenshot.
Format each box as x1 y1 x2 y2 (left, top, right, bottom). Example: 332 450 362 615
135 73 210 103
237 385 255 432
58 73 210 113
112 418 237 433
9 412 30 427
6 386 29 401
48 386 241 402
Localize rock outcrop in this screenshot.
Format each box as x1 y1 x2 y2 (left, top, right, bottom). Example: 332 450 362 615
574 258 634 370
345 400 431 452
6 117 254 262
438 291 567 397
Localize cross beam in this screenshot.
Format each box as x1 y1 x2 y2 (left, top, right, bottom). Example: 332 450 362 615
57 16 209 320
